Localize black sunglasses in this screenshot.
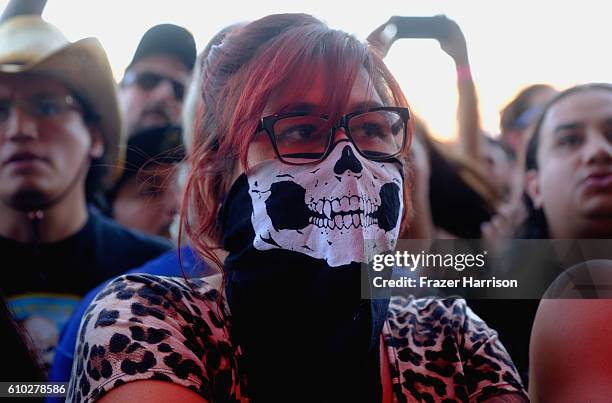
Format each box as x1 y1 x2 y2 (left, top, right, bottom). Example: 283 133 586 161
256 106 410 165
123 71 185 101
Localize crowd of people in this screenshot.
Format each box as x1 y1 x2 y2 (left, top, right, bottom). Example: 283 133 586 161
1 1 611 402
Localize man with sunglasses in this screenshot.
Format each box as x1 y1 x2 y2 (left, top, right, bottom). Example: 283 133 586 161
120 23 196 136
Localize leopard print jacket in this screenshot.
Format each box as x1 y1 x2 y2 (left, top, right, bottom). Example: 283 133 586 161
66 274 527 402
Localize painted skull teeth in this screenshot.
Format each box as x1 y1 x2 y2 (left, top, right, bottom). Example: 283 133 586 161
308 213 379 229
308 195 379 220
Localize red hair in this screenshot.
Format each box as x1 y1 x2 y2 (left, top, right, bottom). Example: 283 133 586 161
180 14 412 270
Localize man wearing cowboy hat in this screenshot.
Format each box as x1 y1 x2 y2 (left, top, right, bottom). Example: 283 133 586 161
0 16 172 373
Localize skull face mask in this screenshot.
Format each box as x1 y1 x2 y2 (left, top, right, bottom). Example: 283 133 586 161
218 140 403 400
247 141 404 266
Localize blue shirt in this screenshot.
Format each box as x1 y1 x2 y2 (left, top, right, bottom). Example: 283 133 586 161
47 246 212 402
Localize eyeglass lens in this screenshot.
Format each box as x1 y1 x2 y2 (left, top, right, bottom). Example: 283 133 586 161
272 109 406 164
0 95 79 122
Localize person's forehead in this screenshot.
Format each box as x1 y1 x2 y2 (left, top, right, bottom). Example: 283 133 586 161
544 89 612 130
263 67 380 116
128 54 190 81
0 73 71 96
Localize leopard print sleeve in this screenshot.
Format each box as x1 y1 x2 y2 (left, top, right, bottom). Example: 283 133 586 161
384 296 528 402
66 274 243 403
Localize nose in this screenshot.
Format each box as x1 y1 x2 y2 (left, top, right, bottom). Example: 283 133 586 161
334 144 363 175
332 125 351 144
150 79 176 102
583 129 612 165
4 106 38 141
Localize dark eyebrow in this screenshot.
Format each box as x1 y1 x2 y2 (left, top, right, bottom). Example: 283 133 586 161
0 92 65 100
30 93 75 102
37 93 68 97
554 122 584 134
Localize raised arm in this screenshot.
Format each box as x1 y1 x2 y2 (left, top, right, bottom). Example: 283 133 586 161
366 16 396 58
367 16 482 163
437 17 482 162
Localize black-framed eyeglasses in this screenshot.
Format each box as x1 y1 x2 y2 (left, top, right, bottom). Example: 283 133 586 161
256 106 410 165
123 71 185 101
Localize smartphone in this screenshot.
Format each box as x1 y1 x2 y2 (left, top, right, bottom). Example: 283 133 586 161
389 16 449 41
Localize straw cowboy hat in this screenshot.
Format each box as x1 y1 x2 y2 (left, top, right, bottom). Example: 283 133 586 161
0 15 125 188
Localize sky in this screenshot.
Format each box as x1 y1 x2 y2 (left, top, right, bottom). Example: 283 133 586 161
2 0 611 141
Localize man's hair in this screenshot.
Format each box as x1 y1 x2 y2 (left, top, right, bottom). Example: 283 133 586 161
500 84 555 133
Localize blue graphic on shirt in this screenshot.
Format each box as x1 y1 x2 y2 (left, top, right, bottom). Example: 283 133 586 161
8 294 80 369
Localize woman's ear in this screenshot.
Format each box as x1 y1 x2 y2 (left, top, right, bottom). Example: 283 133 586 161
525 169 543 209
89 126 105 159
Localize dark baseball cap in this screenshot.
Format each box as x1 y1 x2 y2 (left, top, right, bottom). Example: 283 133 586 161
127 24 196 71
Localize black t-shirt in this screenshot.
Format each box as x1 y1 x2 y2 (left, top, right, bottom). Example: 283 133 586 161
467 299 539 388
1 210 172 372
428 147 494 238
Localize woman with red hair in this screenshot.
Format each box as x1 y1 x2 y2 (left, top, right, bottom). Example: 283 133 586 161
68 14 527 402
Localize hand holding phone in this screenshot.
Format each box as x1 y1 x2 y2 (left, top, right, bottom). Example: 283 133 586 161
433 17 469 65
367 15 468 65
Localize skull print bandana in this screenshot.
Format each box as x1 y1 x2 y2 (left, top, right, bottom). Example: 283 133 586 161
247 141 403 265
218 141 404 401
